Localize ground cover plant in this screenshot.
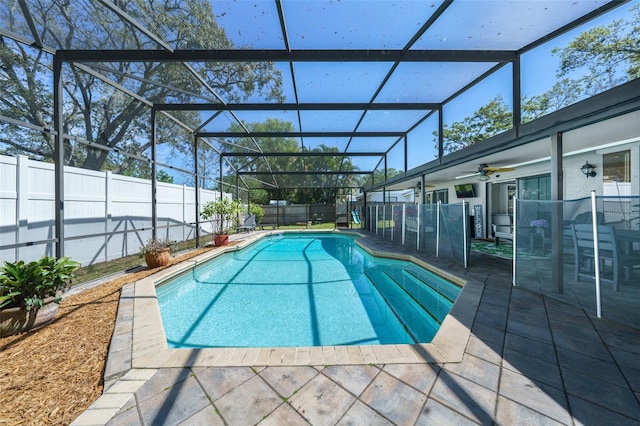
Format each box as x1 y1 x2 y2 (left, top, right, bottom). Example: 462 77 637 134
0 246 214 424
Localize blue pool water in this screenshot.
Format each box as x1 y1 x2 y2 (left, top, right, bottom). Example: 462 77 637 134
157 233 461 348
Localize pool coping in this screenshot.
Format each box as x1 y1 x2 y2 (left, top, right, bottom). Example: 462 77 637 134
128 230 483 369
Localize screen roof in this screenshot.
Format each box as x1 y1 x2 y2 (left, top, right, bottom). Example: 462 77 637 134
1 0 628 190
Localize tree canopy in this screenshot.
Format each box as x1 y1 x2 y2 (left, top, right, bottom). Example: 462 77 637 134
219 119 360 204
0 0 283 179
554 4 640 95
436 4 640 155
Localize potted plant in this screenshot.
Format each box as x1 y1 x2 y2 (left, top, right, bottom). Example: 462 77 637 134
529 218 549 235
0 256 80 337
201 197 243 246
140 238 175 268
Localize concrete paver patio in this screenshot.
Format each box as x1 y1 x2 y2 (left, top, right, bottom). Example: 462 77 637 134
72 231 640 425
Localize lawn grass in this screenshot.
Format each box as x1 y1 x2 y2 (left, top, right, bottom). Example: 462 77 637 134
276 222 337 230
73 238 198 285
72 222 355 285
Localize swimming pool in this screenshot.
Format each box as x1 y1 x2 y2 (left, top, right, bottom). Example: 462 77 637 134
157 233 461 348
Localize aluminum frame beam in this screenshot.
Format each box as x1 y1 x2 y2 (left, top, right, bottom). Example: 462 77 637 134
220 152 384 158
237 171 371 175
55 49 518 63
199 131 405 138
155 103 440 111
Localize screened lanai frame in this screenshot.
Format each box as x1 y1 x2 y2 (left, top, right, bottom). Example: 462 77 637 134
0 0 635 260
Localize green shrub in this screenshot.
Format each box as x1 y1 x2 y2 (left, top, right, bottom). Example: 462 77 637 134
0 256 80 311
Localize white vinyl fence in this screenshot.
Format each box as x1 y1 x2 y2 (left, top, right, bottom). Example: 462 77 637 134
0 154 228 266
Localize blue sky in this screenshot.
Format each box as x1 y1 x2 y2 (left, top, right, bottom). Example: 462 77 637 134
163 0 639 183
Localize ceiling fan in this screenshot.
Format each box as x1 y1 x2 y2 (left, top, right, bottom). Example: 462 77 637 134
476 164 515 181
415 182 435 190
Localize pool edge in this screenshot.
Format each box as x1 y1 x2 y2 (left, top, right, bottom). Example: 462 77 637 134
127 230 481 368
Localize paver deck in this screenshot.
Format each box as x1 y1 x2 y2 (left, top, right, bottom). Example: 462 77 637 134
72 231 640 425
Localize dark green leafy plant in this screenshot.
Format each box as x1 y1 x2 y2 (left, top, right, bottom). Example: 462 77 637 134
0 257 80 311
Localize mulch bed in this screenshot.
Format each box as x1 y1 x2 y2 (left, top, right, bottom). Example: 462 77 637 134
0 246 220 425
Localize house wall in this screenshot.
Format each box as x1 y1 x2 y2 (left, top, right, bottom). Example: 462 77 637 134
365 190 414 204
406 140 639 238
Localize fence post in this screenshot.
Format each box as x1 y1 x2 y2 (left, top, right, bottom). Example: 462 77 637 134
436 200 441 257
462 200 468 268
416 204 421 250
402 204 406 245
105 171 112 263
512 194 517 286
591 190 602 318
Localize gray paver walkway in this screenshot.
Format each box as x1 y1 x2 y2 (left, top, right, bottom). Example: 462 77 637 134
72 232 640 425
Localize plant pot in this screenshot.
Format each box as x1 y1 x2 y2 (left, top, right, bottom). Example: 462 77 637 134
0 297 60 337
144 248 171 268
214 234 229 247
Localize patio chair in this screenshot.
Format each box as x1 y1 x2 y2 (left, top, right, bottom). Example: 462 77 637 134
572 224 635 291
492 214 512 246
236 214 257 232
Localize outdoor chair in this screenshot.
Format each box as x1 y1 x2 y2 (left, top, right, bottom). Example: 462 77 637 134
236 214 257 232
492 215 513 246
572 224 635 291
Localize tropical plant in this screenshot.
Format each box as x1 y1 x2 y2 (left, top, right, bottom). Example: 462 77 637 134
201 197 243 235
0 256 80 311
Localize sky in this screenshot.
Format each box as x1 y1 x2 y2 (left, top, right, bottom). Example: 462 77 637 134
158 0 639 183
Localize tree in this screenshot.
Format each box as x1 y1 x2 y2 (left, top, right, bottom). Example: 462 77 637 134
368 167 404 187
294 144 360 204
221 119 296 201
220 119 359 204
156 170 174 183
0 0 283 176
522 78 584 122
436 96 512 155
436 76 600 153
553 4 640 95
432 6 639 154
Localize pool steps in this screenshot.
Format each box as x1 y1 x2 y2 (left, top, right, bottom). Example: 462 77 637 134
403 265 461 303
383 266 455 323
364 266 440 343
363 263 464 344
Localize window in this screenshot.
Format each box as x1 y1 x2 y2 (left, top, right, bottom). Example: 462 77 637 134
518 175 550 200
424 189 448 204
603 150 630 182
603 150 631 196
435 189 448 204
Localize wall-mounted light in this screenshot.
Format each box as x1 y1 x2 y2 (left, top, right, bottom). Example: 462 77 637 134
580 161 597 178
416 181 421 190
